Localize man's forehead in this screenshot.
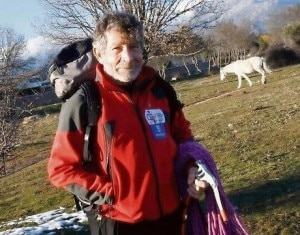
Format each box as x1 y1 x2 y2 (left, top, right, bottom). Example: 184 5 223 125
105 29 138 44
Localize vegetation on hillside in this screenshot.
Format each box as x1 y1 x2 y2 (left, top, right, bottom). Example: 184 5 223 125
0 64 299 234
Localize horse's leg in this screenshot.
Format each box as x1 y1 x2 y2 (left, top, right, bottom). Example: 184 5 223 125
261 71 266 84
257 68 266 84
241 73 253 87
237 74 242 89
260 70 267 84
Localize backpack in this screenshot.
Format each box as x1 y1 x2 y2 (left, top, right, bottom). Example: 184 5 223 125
49 38 101 235
48 38 182 235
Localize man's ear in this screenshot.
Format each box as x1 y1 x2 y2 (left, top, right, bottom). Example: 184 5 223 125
93 47 103 63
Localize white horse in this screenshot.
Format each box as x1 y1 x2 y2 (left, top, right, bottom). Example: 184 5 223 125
220 56 272 89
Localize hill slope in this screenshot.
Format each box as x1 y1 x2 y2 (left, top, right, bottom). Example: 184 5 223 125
221 0 299 31
0 64 299 234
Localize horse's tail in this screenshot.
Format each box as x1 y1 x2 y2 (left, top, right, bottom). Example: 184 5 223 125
261 57 272 73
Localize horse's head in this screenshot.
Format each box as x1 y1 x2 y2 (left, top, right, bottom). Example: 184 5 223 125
220 68 226 81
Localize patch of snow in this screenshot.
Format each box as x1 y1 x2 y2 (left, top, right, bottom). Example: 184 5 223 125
0 208 89 235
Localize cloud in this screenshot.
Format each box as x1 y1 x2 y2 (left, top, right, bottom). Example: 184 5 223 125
25 36 54 57
22 36 61 66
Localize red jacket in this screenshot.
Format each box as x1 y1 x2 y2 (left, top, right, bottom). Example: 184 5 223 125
48 64 193 223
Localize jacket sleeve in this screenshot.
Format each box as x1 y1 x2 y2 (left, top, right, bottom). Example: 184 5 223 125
47 89 113 205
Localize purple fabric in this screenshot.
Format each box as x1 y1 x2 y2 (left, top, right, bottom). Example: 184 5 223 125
175 141 249 235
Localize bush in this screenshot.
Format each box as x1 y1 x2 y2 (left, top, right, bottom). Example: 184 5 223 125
266 46 299 68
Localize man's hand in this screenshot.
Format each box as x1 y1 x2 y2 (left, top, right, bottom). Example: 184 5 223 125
187 167 209 199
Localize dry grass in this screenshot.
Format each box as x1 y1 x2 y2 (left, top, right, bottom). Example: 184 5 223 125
0 64 299 234
175 64 300 234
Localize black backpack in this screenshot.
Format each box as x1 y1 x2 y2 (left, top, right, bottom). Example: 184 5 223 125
49 38 182 235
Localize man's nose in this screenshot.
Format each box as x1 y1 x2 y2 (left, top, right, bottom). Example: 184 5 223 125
121 47 134 62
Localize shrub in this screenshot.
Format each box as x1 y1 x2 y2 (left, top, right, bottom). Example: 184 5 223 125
266 46 299 68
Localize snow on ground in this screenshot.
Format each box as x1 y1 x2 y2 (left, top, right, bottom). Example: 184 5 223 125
0 208 90 235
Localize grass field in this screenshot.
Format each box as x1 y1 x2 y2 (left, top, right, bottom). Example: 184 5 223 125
0 64 299 234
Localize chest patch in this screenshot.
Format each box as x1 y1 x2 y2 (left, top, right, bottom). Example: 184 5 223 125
145 109 167 140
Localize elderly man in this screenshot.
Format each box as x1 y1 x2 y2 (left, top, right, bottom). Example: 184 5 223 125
48 12 207 235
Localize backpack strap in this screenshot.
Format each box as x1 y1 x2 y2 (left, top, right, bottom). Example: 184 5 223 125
79 80 102 235
154 76 184 124
80 80 101 164
86 209 101 235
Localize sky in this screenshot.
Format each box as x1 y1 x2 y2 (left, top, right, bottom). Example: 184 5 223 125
0 0 46 39
0 0 299 61
1 0 299 41
0 0 53 60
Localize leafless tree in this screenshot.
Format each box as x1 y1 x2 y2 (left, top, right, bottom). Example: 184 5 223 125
0 27 27 175
191 56 202 73
181 57 190 76
283 21 300 48
37 0 225 59
205 20 255 67
266 4 300 47
0 28 26 76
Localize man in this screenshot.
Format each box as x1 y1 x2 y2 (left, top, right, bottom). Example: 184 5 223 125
48 12 207 235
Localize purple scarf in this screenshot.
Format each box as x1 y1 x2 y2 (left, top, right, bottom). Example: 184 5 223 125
175 141 249 235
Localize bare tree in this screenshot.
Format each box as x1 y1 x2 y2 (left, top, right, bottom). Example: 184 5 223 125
0 28 26 76
150 26 206 75
283 21 300 47
200 34 219 72
37 0 225 59
266 4 300 47
205 20 256 67
0 27 27 175
191 56 202 73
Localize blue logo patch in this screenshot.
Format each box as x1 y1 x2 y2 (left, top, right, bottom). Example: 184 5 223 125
145 109 167 140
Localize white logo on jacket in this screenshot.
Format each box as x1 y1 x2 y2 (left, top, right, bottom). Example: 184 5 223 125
145 109 167 140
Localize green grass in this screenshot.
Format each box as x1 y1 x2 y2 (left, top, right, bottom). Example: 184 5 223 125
0 64 299 234
0 161 73 222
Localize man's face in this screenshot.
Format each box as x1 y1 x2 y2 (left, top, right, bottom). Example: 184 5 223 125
94 28 144 84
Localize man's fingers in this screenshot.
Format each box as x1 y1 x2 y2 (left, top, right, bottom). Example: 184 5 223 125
187 181 207 199
194 180 209 188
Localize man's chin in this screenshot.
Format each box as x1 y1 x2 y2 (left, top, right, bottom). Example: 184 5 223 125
111 76 137 86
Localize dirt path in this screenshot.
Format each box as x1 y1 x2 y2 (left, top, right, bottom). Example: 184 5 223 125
184 87 246 108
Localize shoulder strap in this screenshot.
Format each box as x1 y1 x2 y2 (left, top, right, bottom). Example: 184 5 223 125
155 76 184 123
80 80 102 164
77 80 101 235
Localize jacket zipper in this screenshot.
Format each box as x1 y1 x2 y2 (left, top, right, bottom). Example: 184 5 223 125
103 122 114 214
128 96 164 216
105 91 164 217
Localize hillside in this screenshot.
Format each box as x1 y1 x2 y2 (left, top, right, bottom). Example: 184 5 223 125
0 64 299 234
220 0 298 32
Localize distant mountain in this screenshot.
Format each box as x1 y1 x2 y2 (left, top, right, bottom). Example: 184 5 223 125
220 0 300 32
